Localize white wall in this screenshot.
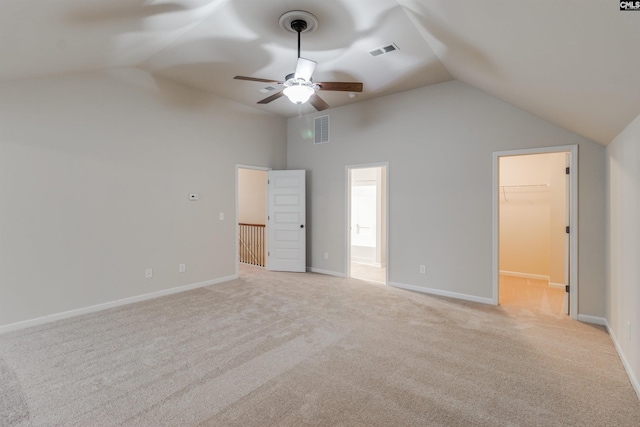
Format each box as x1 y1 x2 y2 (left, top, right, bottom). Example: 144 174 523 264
287 80 606 316
0 69 286 328
607 113 640 394
238 168 267 225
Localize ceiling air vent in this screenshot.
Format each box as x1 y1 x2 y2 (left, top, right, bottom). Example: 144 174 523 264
259 85 277 93
369 43 399 57
314 115 329 144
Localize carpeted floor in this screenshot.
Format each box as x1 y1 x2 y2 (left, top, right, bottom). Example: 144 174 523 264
1 265 639 426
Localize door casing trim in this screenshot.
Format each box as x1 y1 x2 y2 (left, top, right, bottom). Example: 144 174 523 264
492 145 578 319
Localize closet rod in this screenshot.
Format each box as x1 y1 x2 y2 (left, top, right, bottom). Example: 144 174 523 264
499 184 549 188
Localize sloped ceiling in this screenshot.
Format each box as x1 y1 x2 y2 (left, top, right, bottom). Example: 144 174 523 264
1 0 639 146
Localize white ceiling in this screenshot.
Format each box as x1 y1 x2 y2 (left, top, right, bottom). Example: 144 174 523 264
2 0 639 146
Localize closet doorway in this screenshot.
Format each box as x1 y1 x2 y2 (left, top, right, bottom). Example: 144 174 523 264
346 164 388 284
493 146 577 318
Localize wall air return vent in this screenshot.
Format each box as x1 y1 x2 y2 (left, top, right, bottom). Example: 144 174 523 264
314 115 329 144
369 43 399 57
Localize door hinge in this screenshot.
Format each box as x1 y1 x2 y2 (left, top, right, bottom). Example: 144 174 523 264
565 285 570 293
566 226 570 234
268 251 270 257
566 167 570 174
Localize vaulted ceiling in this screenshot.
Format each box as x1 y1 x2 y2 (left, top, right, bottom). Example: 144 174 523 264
2 0 639 146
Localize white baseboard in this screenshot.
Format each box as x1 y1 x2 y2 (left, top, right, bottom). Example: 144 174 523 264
499 270 550 282
549 282 566 290
351 256 377 265
351 260 383 268
577 314 639 400
577 314 607 326
388 281 494 305
0 275 237 335
307 267 346 278
605 320 640 401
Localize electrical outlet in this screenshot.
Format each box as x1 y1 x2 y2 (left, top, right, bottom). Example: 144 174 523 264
324 252 329 260
179 263 186 273
420 265 426 274
219 212 224 220
145 268 153 278
189 193 199 201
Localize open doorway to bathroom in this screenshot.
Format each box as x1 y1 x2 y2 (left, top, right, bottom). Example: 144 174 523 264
347 164 388 284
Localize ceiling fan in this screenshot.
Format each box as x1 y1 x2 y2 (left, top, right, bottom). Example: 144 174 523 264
234 11 363 111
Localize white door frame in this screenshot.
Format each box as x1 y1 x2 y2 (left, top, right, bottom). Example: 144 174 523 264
492 145 578 319
235 164 271 277
345 162 390 284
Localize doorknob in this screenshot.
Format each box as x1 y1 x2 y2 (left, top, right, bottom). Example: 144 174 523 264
300 224 304 228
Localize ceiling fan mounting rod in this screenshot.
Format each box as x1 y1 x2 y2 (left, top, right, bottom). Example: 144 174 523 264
291 19 307 59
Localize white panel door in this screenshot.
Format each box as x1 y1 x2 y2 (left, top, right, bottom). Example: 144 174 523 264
267 170 306 272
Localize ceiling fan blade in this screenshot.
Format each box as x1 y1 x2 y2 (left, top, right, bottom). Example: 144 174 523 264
257 91 285 104
317 82 363 92
234 76 281 84
294 57 317 81
309 93 329 111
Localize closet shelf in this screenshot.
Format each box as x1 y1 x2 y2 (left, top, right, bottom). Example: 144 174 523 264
500 184 550 201
500 184 549 188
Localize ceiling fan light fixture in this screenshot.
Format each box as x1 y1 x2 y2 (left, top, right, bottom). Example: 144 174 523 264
283 84 315 104
233 10 362 112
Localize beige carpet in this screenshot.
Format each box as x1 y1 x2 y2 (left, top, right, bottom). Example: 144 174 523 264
1 265 639 426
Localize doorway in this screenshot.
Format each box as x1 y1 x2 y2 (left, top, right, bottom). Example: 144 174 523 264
236 166 268 273
236 166 307 275
347 164 388 284
493 146 578 319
